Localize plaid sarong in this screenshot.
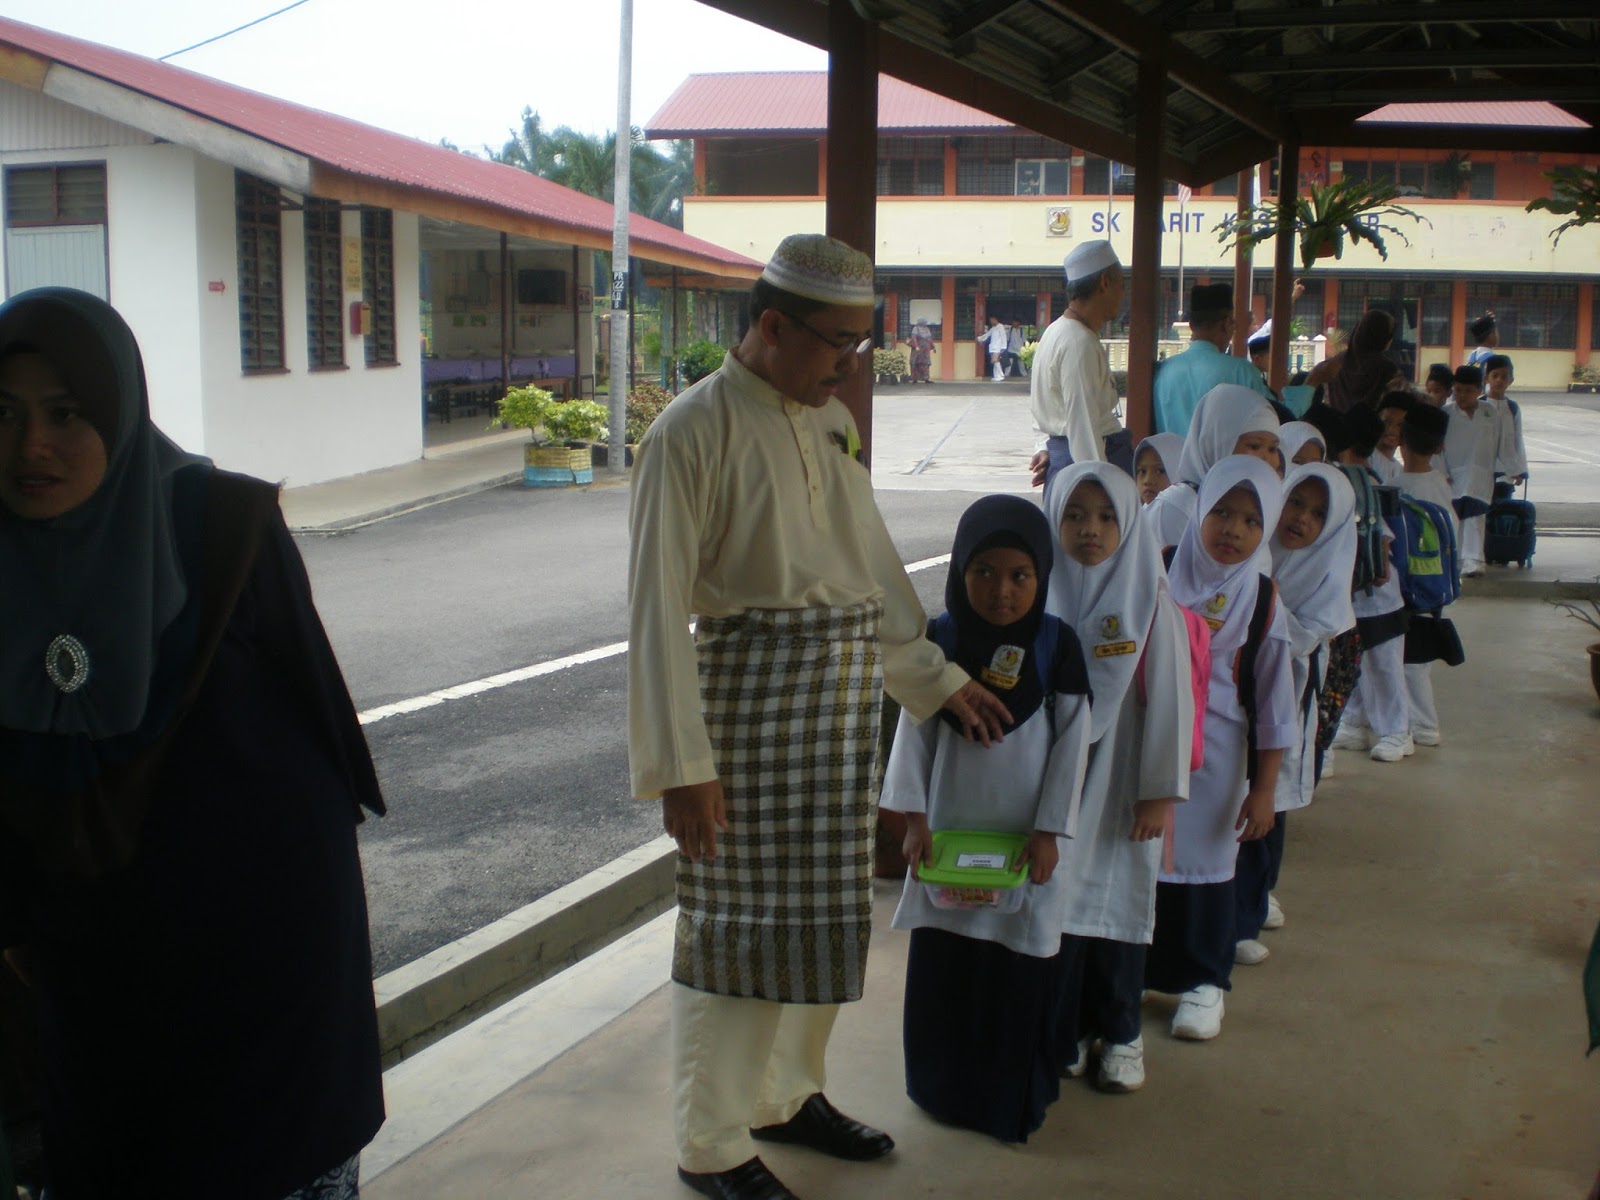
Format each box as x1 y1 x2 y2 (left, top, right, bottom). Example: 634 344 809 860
675 601 883 1004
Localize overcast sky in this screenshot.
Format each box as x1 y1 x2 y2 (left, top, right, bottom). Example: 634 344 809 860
4 0 825 152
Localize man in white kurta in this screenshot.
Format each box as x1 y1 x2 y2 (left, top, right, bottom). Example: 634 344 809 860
628 234 1007 1200
1028 240 1130 491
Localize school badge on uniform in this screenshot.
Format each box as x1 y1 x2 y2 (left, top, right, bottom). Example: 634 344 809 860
1093 612 1137 658
981 644 1026 689
1203 592 1229 632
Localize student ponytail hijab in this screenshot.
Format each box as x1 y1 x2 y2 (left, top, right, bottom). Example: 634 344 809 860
1166 455 1285 657
1044 463 1166 743
935 494 1072 732
1270 463 1358 643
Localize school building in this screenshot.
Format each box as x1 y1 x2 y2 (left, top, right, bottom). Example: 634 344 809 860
647 72 1599 390
0 17 760 487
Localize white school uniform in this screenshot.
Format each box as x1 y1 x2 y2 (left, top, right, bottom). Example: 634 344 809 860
1161 456 1298 884
1147 384 1280 548
1492 393 1528 481
1442 396 1501 570
1368 449 1403 484
882 663 1091 958
1269 464 1358 809
1043 464 1193 944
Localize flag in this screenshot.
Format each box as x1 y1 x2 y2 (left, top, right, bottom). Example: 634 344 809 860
1176 183 1192 205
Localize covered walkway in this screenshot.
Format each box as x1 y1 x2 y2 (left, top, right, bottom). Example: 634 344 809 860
363 594 1600 1199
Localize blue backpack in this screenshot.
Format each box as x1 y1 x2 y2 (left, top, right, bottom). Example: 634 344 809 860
1389 497 1461 612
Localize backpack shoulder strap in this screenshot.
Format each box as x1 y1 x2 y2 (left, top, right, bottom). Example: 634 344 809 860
1162 543 1177 570
1233 574 1277 785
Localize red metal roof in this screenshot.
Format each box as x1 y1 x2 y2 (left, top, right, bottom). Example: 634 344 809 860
1358 101 1590 129
646 72 1011 137
0 17 759 277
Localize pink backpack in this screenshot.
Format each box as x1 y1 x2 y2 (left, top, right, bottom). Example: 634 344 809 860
1137 603 1210 773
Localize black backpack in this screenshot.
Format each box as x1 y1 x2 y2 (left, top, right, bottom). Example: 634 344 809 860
1338 464 1396 596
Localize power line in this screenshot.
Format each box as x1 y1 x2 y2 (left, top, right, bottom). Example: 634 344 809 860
159 0 315 62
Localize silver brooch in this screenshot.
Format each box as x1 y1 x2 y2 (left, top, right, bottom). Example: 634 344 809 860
45 634 91 694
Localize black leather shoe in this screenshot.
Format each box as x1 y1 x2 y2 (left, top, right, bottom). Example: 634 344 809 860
677 1156 800 1200
750 1092 895 1162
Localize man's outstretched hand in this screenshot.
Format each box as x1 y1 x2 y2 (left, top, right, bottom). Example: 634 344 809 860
663 779 728 862
941 680 1012 747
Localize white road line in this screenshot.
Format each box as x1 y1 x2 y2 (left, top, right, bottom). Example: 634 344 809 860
1524 437 1600 467
355 554 954 726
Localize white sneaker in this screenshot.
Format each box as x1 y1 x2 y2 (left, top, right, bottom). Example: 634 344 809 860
1331 723 1371 751
1320 749 1335 779
1412 726 1442 747
1234 938 1271 965
1096 1037 1145 1093
1263 893 1285 930
1062 1036 1090 1078
1369 733 1415 762
1171 985 1225 1040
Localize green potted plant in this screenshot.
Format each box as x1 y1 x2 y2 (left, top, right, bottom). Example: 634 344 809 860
1570 362 1600 395
872 347 908 384
494 384 594 487
678 339 727 384
1215 177 1430 271
1547 579 1600 702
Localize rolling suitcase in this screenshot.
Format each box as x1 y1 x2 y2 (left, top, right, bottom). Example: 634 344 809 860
1484 479 1536 569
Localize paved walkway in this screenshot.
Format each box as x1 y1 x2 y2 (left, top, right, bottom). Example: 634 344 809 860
361 595 1599 1198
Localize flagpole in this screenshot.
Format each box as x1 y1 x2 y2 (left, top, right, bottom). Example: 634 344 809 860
1177 192 1186 336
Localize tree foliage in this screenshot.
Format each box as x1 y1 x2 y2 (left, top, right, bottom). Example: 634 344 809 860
485 107 694 228
1525 166 1600 247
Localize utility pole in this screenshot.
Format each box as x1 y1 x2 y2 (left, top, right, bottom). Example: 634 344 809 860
608 0 632 473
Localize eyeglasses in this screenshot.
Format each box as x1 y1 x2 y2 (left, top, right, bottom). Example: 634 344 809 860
782 312 873 358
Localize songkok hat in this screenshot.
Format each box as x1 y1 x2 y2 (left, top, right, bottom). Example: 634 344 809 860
1189 282 1233 317
1468 314 1496 341
1063 240 1120 284
1453 364 1483 387
1247 335 1271 355
1482 353 1513 375
761 234 876 306
1405 404 1450 439
1425 362 1453 390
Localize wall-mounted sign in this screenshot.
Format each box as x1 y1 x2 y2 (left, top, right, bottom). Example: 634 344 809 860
343 238 363 291
1047 207 1073 236
577 285 594 309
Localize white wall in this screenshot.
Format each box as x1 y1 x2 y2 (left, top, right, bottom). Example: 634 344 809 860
191 156 424 486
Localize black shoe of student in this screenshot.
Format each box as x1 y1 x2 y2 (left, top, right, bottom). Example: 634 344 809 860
750 1092 895 1161
677 1157 800 1200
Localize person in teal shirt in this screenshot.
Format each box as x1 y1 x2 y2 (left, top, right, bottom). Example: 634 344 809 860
1153 283 1275 436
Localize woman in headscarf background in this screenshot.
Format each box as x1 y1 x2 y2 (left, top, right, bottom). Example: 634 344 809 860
880 494 1092 1144
0 289 385 1199
1234 463 1357 966
1306 308 1404 414
1043 463 1191 1094
909 317 935 384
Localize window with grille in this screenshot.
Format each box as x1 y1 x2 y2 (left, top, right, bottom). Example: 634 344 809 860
876 137 945 196
955 135 1072 196
1467 281 1577 350
361 207 397 365
235 172 285 374
4 164 107 225
303 197 344 370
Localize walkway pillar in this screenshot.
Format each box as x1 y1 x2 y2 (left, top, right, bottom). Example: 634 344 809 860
1125 50 1166 443
825 0 878 464
1449 278 1469 369
940 273 956 381
1269 138 1299 391
1231 169 1254 357
1576 283 1594 368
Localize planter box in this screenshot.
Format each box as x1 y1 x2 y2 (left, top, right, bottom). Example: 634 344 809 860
523 444 593 488
589 443 637 469
1568 383 1600 394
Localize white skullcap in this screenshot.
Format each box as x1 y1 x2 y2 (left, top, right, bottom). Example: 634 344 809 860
1063 239 1121 283
761 234 876 306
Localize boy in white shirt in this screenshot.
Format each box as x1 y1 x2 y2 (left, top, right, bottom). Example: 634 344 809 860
1481 354 1528 488
1394 405 1459 747
1441 364 1502 578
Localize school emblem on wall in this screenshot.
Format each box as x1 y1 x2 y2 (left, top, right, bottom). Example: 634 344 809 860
1093 613 1137 658
981 644 1025 689
1046 207 1072 236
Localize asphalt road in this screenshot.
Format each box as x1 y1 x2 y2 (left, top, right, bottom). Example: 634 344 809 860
298 484 979 975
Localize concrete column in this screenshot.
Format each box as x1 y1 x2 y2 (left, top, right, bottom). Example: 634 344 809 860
1576 282 1594 367
1231 170 1254 357
940 273 956 381
1269 139 1299 392
1450 278 1468 369
1125 51 1166 443
825 0 878 464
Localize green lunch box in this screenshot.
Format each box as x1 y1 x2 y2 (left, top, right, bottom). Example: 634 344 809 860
918 830 1030 911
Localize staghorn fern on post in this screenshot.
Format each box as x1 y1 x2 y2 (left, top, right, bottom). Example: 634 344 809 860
1215 177 1430 272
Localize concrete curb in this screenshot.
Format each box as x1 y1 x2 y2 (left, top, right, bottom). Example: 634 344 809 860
288 472 522 534
373 836 677 1067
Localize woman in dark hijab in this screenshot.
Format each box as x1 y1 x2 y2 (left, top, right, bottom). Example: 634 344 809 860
1307 308 1403 413
0 289 384 1199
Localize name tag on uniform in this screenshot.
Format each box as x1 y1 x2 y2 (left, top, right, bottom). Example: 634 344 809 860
1094 640 1137 658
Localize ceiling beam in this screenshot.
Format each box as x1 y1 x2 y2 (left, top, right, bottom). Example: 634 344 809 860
1037 0 1283 138
1233 47 1600 74
1176 2 1598 33
946 0 1026 51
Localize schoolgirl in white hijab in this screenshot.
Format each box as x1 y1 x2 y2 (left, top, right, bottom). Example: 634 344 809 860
1043 463 1193 1091
1144 455 1297 1043
1132 432 1184 507
1277 421 1327 467
1232 463 1359 963
1146 384 1281 549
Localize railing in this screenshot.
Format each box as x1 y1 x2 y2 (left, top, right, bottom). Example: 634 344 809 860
1102 336 1328 376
